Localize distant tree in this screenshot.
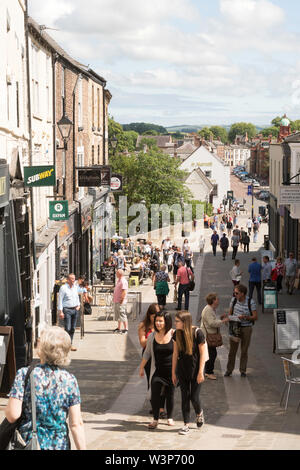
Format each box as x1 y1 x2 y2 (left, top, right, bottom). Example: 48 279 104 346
122 122 167 134
198 127 213 140
124 130 139 151
209 126 228 143
137 137 157 151
290 120 300 132
143 130 158 136
228 122 257 143
261 126 279 138
271 115 291 128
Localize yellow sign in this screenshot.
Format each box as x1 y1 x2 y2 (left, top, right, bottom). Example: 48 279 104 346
0 177 6 197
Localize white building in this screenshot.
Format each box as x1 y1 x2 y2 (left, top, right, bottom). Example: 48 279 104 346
224 145 251 167
0 0 29 173
180 146 231 211
27 22 56 331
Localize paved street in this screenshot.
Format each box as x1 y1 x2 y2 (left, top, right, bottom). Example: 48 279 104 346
1 178 300 451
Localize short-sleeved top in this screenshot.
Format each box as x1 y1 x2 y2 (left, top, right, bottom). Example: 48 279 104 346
229 296 256 327
113 276 128 304
248 262 262 282
155 271 169 282
173 328 205 380
9 364 81 450
285 258 298 277
177 266 192 285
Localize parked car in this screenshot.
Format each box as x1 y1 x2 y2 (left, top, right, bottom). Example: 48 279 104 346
258 191 270 201
252 181 260 187
239 204 246 211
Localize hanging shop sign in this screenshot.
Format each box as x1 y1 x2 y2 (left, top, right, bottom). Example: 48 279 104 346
279 186 300 205
110 174 123 192
227 191 234 200
0 164 9 208
24 165 56 187
49 200 69 221
78 166 112 188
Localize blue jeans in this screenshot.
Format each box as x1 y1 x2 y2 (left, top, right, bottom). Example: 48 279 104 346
178 284 190 310
63 307 78 343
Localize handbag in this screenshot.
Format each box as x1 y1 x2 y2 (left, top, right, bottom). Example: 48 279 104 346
0 364 35 450
203 322 223 348
186 267 195 292
7 368 40 450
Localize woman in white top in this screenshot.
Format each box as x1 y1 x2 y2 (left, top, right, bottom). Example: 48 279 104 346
230 259 242 288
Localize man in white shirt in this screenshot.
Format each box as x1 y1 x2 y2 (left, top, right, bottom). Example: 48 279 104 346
246 218 253 235
58 273 81 350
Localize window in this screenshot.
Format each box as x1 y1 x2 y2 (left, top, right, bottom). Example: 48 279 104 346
91 145 95 165
16 81 20 127
205 170 211 178
212 184 218 197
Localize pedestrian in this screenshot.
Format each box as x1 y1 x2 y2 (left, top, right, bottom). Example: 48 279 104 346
231 231 240 260
172 311 206 435
220 233 229 260
173 247 185 283
138 303 166 418
230 259 242 288
5 326 86 450
183 244 193 269
199 235 205 256
58 273 81 351
167 248 174 273
224 284 258 378
154 265 170 310
116 249 127 271
175 261 194 311
274 256 284 293
140 312 175 429
226 219 233 237
211 230 219 256
284 252 298 295
240 227 246 249
262 256 272 284
253 222 259 243
219 221 226 236
161 237 172 264
243 233 250 253
200 294 229 380
113 269 129 334
248 257 262 305
246 217 252 235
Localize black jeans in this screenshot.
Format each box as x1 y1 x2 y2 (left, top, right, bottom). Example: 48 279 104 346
205 346 217 374
232 246 238 259
179 377 202 425
249 281 262 304
222 247 228 259
212 243 217 256
151 379 174 421
178 284 190 310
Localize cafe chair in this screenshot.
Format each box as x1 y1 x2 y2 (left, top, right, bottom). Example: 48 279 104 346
280 357 300 412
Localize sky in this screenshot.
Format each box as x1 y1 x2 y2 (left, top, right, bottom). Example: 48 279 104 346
28 0 300 128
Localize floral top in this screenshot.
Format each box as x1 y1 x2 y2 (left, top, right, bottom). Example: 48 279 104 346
9 364 81 450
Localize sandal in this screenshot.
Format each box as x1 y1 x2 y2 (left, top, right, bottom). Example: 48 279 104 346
148 420 158 429
167 419 175 426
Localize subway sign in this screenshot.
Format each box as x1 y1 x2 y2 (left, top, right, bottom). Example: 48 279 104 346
24 165 56 187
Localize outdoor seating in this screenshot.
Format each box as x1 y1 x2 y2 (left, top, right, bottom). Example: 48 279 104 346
280 357 300 412
129 276 139 287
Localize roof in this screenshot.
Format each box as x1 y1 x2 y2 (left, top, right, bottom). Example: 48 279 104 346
177 142 197 154
284 132 300 143
184 168 214 190
28 17 108 87
136 135 172 148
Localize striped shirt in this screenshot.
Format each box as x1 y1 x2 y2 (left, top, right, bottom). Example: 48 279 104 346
229 296 256 327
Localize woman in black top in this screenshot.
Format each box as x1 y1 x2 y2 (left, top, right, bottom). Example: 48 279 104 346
140 312 175 429
172 310 206 435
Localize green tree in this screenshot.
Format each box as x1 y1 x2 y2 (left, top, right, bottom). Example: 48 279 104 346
198 127 213 140
122 122 167 134
142 130 158 136
290 120 300 132
261 126 279 138
209 126 228 143
228 122 257 143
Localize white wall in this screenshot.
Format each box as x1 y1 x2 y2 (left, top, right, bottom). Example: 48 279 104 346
185 171 211 202
0 0 28 166
180 146 230 210
28 33 54 230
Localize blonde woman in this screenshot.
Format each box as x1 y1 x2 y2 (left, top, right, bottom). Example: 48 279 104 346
5 327 86 450
172 311 206 436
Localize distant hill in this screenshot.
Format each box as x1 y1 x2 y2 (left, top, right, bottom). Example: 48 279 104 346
166 124 267 133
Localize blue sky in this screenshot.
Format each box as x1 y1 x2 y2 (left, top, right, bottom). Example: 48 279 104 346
28 0 300 127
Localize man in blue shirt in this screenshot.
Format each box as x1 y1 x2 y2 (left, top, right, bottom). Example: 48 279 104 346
58 273 81 350
211 231 219 256
248 257 262 305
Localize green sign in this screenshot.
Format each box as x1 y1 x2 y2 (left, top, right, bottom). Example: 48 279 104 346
49 201 69 221
24 166 56 187
227 191 234 200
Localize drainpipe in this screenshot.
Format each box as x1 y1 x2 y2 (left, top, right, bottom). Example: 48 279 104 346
72 74 81 200
52 53 58 195
24 1 36 270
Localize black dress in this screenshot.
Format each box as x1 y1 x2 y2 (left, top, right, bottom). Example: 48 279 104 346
151 338 174 420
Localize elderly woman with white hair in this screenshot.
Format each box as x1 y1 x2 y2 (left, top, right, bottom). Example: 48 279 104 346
153 264 170 310
5 327 86 450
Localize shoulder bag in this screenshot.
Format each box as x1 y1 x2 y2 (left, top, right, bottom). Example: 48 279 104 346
203 320 223 348
186 267 195 292
7 368 41 450
0 364 36 450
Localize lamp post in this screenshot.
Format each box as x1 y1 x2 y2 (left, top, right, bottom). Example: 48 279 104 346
57 113 73 150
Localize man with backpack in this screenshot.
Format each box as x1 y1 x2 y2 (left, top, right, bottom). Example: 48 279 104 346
224 284 258 378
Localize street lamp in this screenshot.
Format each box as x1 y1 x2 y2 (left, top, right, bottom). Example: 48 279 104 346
57 113 73 150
